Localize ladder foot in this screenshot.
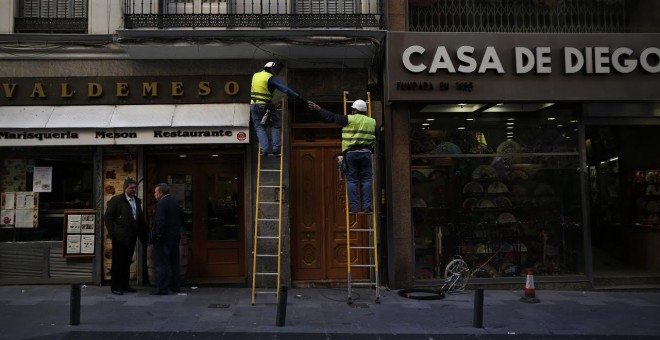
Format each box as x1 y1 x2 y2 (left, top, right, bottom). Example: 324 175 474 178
375 296 381 304
346 296 353 305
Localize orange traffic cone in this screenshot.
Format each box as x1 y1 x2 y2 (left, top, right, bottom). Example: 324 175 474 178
520 268 540 303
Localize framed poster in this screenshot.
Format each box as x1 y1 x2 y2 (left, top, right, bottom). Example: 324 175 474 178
63 210 96 258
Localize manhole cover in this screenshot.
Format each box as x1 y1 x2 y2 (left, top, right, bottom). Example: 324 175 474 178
208 303 231 308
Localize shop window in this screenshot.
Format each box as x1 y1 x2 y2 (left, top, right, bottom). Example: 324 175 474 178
0 153 94 242
410 103 584 280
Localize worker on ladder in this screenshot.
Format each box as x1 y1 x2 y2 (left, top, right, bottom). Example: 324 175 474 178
250 61 305 156
308 99 377 214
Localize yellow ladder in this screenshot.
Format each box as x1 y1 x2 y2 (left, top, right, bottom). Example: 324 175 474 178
251 98 285 305
343 91 380 304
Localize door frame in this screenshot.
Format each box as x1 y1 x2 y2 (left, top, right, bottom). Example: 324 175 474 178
145 149 246 283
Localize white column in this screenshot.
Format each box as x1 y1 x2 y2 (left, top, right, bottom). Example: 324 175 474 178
0 1 15 33
89 0 123 34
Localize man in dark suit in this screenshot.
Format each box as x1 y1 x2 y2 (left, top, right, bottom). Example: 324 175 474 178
104 178 147 295
149 182 182 295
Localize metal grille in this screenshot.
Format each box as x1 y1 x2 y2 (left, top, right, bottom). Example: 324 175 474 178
409 0 627 33
123 0 383 28
20 0 88 18
16 0 88 33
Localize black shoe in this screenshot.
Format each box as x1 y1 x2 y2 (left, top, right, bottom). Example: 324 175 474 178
150 290 168 295
273 150 281 157
123 286 137 292
111 289 123 295
260 151 268 156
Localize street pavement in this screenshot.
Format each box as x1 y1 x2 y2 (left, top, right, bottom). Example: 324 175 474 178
1 284 659 340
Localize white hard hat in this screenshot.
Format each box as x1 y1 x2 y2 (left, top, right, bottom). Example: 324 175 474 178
264 61 275 68
351 99 367 112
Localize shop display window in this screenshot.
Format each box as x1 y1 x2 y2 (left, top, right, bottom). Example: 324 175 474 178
410 103 584 280
632 169 660 227
0 152 94 242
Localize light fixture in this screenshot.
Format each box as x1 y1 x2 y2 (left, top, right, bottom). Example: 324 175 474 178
179 154 187 158
212 154 219 157
426 118 435 121
458 126 466 130
506 126 514 129
506 122 515 125
547 117 556 121
422 123 430 126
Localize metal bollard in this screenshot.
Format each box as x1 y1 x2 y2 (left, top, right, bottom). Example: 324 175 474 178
473 288 484 328
275 285 288 327
70 283 81 326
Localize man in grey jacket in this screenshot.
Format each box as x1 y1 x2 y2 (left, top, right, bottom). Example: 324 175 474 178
104 178 147 295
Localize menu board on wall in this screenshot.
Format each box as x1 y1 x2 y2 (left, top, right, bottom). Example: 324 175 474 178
102 153 138 279
63 210 96 258
0 191 39 228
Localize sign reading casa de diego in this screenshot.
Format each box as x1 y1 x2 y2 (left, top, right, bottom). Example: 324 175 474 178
387 32 660 101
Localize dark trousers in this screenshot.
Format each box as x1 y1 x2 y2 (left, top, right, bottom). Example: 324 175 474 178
346 150 373 212
152 236 181 292
111 237 137 290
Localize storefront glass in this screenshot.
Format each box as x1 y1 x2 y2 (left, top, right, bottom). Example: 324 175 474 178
0 151 94 242
410 103 584 280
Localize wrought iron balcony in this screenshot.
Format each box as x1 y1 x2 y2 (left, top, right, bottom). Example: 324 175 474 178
409 0 629 33
123 0 384 29
14 0 88 33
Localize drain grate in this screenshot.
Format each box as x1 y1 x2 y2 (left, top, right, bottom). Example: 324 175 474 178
208 303 231 308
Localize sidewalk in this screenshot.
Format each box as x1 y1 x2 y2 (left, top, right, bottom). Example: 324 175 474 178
1 284 659 340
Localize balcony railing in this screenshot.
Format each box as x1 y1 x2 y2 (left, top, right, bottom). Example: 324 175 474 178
15 0 88 33
123 0 383 29
409 0 628 33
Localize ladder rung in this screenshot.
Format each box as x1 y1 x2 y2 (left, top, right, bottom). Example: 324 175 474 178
255 272 278 276
256 254 278 257
260 185 280 188
350 264 375 268
350 282 377 286
260 169 281 172
257 236 279 239
348 229 373 232
259 202 279 204
255 291 277 294
258 219 279 223
350 246 375 250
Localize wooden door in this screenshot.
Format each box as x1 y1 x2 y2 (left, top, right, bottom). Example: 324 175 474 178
149 154 245 282
291 146 367 281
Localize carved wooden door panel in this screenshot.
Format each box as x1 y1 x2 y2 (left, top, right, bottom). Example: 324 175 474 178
291 146 367 281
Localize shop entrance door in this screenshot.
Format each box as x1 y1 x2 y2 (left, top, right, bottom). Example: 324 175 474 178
149 154 245 282
290 146 367 281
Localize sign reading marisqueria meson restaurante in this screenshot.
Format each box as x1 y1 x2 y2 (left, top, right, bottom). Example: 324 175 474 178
387 32 660 102
0 75 250 105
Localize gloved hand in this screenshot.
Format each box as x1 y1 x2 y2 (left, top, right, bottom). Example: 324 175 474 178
308 101 320 111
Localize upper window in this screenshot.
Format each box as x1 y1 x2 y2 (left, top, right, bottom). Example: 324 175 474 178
20 0 87 18
15 0 88 33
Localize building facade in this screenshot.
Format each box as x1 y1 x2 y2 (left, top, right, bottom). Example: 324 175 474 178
384 0 660 289
0 0 385 287
1 0 659 291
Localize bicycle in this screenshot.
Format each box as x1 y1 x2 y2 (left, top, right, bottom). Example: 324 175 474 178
441 244 507 294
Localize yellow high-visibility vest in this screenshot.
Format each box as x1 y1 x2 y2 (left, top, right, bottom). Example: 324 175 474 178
251 71 273 104
342 114 376 152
